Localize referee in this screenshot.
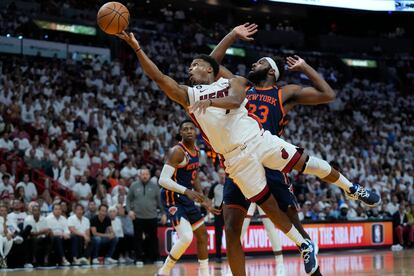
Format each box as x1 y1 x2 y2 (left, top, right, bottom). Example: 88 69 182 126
208 168 225 263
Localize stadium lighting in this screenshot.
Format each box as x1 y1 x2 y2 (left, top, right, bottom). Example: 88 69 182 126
6 34 10 38
18 35 23 39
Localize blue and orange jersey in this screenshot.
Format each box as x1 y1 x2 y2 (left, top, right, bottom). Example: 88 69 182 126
162 142 199 206
246 86 288 136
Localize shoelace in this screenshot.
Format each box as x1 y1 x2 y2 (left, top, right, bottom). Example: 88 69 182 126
301 244 313 263
355 186 369 198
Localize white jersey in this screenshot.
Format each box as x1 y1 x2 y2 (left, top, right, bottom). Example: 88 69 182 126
188 78 261 154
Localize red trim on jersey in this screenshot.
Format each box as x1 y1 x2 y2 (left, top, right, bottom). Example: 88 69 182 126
278 88 286 117
254 86 277 91
281 150 302 173
224 204 248 213
178 142 198 158
249 185 270 203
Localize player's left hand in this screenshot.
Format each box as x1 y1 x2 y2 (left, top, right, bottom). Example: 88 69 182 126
287 55 307 72
232 23 258 41
189 100 211 115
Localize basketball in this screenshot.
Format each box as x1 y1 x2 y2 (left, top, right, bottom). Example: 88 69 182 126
97 2 129 35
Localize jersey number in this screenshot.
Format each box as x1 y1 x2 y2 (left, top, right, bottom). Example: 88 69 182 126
249 104 269 123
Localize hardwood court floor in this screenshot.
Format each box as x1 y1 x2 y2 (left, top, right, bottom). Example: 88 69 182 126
2 249 413 276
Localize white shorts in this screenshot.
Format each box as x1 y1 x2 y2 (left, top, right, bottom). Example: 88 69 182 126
223 130 302 201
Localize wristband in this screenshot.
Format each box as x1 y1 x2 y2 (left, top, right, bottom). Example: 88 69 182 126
135 47 142 53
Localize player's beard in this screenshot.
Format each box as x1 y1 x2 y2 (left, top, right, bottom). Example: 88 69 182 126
247 68 269 85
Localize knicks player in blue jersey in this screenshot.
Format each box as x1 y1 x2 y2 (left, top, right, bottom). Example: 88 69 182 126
157 120 220 276
210 23 380 276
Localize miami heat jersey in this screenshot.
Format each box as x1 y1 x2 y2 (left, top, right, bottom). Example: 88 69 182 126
163 142 199 206
188 78 261 154
246 86 288 136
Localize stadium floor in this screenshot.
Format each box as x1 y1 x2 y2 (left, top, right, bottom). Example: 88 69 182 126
1 249 413 275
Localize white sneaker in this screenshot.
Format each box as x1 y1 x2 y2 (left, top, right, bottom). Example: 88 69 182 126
105 257 118 265
13 236 24 244
62 258 71 266
136 260 144 267
92 258 100 265
119 257 126 264
80 257 90 265
72 258 81 265
125 257 134 263
24 263 34 269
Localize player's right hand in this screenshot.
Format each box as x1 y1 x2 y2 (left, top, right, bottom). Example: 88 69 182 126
184 189 205 203
116 31 141 51
232 23 258 41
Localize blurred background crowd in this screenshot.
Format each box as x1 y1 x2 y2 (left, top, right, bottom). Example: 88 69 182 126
0 0 413 269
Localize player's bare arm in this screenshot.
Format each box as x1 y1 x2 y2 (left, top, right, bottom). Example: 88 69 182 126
192 173 221 215
282 55 336 111
116 31 190 108
210 23 258 79
159 146 204 203
189 76 249 114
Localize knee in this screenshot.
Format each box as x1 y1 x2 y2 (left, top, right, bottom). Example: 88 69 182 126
180 230 193 246
224 222 242 242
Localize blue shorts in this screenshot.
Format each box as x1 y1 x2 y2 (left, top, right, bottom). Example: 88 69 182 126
160 189 204 228
223 168 299 213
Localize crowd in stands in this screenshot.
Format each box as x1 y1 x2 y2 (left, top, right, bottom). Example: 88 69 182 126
0 0 413 270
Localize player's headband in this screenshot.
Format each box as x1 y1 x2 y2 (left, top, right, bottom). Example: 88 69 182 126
263 57 280 81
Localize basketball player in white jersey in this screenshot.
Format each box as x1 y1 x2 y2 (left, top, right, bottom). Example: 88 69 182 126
116 31 379 274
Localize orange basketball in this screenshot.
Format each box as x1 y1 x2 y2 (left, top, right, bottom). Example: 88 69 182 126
97 2 130 35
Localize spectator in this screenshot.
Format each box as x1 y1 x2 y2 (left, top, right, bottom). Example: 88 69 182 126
85 201 97 220
24 205 52 267
72 176 92 208
0 205 13 268
108 206 128 263
46 203 71 266
387 195 400 216
58 168 76 190
0 174 14 200
393 203 412 248
73 147 91 175
120 160 138 180
67 203 90 265
103 160 116 178
117 204 134 263
127 168 166 265
208 168 225 262
16 173 38 202
0 132 13 151
93 184 112 207
46 160 61 180
90 204 118 265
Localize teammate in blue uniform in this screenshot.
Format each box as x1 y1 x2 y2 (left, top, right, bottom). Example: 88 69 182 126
210 23 380 276
157 120 219 276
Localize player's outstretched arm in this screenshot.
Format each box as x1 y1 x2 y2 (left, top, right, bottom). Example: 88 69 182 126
117 31 189 107
283 55 336 107
210 23 258 63
189 76 248 114
159 147 204 203
210 23 258 79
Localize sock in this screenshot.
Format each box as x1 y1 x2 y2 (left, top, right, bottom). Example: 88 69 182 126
285 226 306 247
158 256 176 275
275 254 283 265
334 174 353 193
198 259 209 276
